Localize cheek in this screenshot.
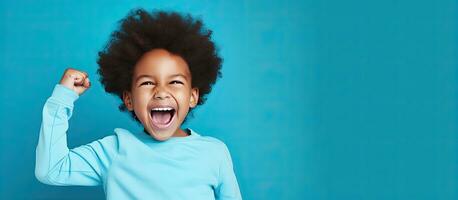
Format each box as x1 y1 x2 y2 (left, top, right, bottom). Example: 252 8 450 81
171 91 190 112
176 90 192 104
132 91 151 109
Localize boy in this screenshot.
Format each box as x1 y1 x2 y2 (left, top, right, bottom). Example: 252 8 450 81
35 8 242 200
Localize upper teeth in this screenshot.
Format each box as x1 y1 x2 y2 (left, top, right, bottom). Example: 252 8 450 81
152 107 173 111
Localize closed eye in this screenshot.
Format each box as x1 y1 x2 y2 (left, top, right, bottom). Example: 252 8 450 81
140 81 155 86
170 80 183 85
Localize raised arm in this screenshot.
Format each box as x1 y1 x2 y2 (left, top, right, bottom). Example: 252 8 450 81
35 69 117 186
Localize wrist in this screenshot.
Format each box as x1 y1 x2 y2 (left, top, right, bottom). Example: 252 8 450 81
50 84 80 105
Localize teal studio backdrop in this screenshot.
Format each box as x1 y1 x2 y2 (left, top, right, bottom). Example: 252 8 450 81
0 0 456 199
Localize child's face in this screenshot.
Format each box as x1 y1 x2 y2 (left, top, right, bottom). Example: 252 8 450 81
123 49 199 141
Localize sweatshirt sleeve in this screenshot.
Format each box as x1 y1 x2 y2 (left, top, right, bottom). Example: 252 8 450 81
215 143 243 200
35 84 118 186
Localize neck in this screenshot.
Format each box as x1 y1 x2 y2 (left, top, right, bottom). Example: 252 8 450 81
142 127 190 137
173 128 190 137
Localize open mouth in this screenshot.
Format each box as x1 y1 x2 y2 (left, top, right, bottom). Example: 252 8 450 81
150 107 176 129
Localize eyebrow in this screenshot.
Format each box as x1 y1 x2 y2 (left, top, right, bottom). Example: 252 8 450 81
135 73 188 83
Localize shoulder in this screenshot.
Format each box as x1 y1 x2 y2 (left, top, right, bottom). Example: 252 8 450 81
192 131 236 178
112 128 144 148
79 132 120 163
200 135 226 147
88 128 144 155
192 129 225 145
191 129 231 157
113 128 135 140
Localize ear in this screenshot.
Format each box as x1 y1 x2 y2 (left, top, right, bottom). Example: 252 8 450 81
122 91 134 111
189 88 199 108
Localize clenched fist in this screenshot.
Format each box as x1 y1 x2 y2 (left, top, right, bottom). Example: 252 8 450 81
59 68 91 95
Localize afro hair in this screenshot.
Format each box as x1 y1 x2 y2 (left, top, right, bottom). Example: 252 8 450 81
97 8 223 124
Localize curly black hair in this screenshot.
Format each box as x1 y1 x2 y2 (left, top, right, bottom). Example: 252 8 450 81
97 8 222 124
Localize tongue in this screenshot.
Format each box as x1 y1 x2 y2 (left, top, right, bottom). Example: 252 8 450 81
152 111 172 125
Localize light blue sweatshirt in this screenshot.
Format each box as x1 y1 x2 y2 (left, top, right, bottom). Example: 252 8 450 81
35 84 242 200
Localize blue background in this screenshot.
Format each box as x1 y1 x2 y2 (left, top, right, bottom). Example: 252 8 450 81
0 0 456 199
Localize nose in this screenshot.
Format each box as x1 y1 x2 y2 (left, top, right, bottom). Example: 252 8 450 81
152 86 171 100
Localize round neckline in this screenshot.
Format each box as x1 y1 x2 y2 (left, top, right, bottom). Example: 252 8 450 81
137 128 199 143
